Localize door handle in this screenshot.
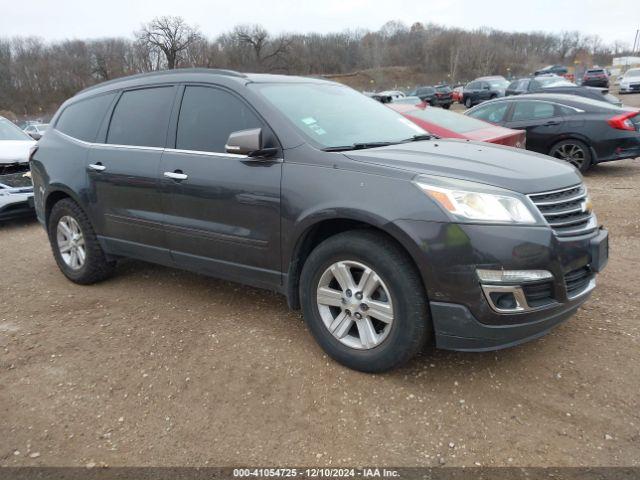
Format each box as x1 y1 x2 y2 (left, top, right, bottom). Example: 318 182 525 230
163 171 188 181
88 163 106 171
543 120 560 126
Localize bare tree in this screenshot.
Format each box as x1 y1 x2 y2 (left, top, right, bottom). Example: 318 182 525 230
135 16 201 69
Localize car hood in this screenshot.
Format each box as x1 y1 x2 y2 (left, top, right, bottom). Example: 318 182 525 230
0 140 36 164
344 139 581 194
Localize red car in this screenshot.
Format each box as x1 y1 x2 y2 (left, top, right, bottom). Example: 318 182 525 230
452 86 464 103
388 103 526 148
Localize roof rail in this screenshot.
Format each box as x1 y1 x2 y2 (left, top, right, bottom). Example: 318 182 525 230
77 68 246 95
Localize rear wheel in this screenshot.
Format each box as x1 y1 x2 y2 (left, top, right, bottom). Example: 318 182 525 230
300 230 431 373
48 198 115 284
442 103 452 110
549 139 592 172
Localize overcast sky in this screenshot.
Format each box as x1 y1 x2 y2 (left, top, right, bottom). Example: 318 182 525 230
2 0 638 47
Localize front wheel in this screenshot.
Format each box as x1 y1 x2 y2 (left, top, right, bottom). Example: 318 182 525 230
464 97 472 108
549 139 592 172
300 231 431 372
442 103 451 110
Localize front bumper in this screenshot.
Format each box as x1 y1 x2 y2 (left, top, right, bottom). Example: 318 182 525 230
0 187 34 220
619 83 640 93
394 220 608 351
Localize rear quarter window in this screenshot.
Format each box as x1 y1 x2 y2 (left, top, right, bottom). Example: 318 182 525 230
56 93 116 142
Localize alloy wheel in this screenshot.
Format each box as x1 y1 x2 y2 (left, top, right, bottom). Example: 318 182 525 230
316 260 394 350
551 143 586 169
56 215 86 270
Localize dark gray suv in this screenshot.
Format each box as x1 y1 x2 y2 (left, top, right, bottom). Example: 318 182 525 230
30 69 609 372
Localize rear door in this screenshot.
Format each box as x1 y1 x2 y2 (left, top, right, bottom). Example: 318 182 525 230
160 84 282 289
503 100 563 153
86 85 177 263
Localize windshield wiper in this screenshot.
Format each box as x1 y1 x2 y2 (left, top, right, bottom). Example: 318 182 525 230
322 141 395 152
401 133 434 142
322 135 435 152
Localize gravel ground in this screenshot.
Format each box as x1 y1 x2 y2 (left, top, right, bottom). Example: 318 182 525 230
1 93 639 468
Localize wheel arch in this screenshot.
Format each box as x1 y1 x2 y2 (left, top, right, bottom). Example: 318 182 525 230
285 212 428 310
547 135 597 162
43 185 84 228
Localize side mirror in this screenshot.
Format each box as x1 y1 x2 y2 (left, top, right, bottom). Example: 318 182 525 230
225 128 277 158
483 85 491 90
29 132 42 140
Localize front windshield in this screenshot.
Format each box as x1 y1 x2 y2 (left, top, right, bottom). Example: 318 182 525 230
0 118 32 141
488 79 509 89
252 83 426 149
625 70 640 78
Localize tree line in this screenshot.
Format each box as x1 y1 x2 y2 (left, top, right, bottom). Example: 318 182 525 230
0 16 633 118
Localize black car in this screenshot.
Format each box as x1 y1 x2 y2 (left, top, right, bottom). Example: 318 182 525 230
462 76 509 108
535 65 569 76
506 76 621 106
408 85 453 108
31 69 608 372
465 93 640 172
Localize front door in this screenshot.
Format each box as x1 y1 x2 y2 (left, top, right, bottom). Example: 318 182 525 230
503 100 563 154
160 85 282 289
86 85 177 263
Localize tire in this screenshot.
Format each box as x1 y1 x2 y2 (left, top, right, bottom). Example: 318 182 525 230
442 103 451 110
464 97 472 108
549 139 592 173
47 198 115 284
299 230 431 373
429 99 436 107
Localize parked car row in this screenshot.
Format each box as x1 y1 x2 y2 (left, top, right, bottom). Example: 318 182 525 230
505 75 621 106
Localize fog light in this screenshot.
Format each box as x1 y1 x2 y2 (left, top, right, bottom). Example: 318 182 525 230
477 269 553 284
490 292 518 310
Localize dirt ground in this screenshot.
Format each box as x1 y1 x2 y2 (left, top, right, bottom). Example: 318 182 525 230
1 94 640 468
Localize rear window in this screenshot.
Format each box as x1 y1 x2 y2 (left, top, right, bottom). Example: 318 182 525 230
467 102 510 124
435 85 451 93
511 101 555 121
407 107 490 134
56 93 115 142
107 87 175 148
586 69 605 74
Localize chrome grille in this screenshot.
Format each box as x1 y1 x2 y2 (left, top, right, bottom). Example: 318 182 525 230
528 184 596 237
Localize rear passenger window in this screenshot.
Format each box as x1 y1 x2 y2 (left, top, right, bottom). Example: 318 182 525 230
176 86 262 153
56 93 115 142
467 102 509 124
107 87 175 148
511 101 555 121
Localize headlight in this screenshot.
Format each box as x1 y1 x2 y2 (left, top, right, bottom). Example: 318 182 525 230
413 176 537 224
